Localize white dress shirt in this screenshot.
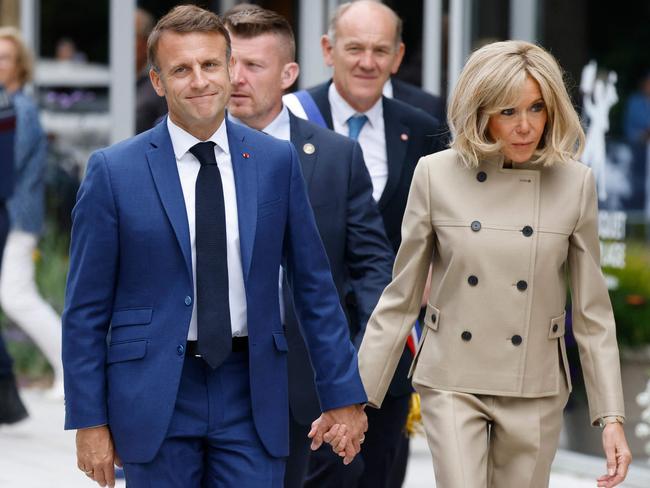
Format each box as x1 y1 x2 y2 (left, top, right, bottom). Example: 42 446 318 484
166 117 248 340
328 83 387 202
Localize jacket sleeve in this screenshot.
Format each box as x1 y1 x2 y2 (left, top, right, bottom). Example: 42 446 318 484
283 142 368 411
568 167 625 425
358 157 435 407
62 151 119 430
344 141 394 347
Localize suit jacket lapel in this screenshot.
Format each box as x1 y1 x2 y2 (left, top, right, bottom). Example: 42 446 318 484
379 97 409 210
227 119 257 282
289 112 318 189
308 82 334 130
146 120 193 280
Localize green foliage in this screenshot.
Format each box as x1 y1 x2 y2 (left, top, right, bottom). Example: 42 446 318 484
605 242 650 346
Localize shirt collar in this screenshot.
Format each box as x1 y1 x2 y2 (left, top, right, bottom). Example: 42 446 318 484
383 79 394 98
166 116 230 161
329 82 383 129
262 105 291 140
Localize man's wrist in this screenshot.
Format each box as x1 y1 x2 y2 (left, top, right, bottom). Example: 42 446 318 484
598 415 625 428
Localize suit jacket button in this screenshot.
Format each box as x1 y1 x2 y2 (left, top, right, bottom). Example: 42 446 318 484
431 313 437 323
522 226 533 237
461 331 472 341
516 280 528 291
467 275 479 286
471 221 481 232
552 324 559 332
177 344 185 355
184 296 192 306
511 335 523 346
476 171 487 182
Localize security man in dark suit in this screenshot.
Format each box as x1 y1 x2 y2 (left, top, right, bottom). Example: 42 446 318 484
223 6 395 487
284 2 444 487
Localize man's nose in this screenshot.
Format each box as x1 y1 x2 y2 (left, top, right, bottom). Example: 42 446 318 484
190 66 209 88
358 49 374 69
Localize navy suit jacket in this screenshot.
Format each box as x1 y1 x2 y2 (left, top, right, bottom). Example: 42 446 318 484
391 78 446 124
306 81 444 395
62 118 367 463
285 113 393 424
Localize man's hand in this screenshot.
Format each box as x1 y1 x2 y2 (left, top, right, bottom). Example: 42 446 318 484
76 425 121 487
308 404 367 465
597 423 632 488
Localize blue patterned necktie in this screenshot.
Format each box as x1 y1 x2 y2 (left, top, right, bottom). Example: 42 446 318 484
347 114 368 141
190 141 232 369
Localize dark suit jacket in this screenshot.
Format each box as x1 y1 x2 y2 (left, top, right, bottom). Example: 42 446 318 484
285 113 394 424
306 81 445 396
391 78 446 124
62 118 367 462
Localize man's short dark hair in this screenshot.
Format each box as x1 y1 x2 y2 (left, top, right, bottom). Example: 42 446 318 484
223 4 296 62
147 5 231 72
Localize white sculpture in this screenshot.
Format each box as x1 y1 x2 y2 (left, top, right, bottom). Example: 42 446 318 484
581 61 619 202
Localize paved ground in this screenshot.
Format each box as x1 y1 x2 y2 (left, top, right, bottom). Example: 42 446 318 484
1 388 649 487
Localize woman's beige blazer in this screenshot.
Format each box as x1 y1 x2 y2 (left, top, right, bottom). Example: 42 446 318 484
358 149 625 424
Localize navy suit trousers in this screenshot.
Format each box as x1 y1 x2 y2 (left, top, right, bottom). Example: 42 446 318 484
123 351 285 487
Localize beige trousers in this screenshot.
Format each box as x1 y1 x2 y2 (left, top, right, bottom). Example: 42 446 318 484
414 376 569 488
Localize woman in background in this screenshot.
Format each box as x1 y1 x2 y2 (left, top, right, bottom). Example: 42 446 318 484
0 27 63 398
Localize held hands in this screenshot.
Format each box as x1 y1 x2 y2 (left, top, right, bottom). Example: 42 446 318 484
308 404 368 465
597 423 632 488
76 425 122 487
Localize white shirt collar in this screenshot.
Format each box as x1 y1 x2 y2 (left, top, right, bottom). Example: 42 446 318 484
166 116 230 161
262 105 291 141
383 79 394 98
328 82 383 130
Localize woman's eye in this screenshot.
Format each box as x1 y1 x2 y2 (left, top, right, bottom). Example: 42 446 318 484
500 108 515 116
531 102 546 112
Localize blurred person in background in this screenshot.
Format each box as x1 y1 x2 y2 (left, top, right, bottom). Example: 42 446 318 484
0 27 63 398
623 70 650 211
54 37 87 63
135 7 167 133
0 82 28 425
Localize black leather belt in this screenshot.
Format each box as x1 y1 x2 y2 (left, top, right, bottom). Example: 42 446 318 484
186 337 248 357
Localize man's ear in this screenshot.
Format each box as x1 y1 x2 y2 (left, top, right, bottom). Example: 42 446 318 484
280 62 300 91
321 35 334 67
149 68 165 97
390 42 406 75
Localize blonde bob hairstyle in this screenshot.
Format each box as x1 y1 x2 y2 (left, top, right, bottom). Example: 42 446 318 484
448 40 585 168
0 27 33 87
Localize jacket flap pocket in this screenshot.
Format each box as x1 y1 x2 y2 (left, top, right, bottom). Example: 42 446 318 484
424 303 440 331
548 311 566 339
111 308 153 328
273 332 289 352
107 340 147 364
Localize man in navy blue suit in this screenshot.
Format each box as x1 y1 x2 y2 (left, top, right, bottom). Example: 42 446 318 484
223 6 394 488
62 6 367 488
284 2 444 487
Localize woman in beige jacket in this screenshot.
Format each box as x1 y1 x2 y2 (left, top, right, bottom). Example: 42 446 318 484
357 41 632 488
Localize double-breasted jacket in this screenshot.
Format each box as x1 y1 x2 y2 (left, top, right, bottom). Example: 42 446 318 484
359 149 625 424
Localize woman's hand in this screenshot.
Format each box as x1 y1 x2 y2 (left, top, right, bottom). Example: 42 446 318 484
597 422 632 487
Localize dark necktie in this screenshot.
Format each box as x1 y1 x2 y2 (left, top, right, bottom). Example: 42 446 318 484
190 141 232 369
347 114 368 141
